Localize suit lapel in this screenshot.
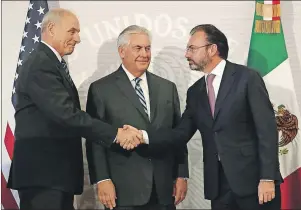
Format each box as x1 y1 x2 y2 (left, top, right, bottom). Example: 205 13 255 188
39 43 79 106
146 72 159 122
194 78 214 128
214 61 236 120
198 79 212 117
115 67 149 122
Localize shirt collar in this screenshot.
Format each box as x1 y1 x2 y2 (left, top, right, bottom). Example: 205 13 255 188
41 40 62 62
205 59 226 80
122 64 147 82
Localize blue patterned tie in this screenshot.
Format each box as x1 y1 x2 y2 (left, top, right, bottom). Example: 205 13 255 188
134 77 148 115
61 59 74 86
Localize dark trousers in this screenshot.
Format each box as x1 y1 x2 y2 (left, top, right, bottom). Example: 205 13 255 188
18 187 74 210
211 163 281 210
106 180 176 210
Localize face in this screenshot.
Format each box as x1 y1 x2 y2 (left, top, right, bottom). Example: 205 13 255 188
119 33 151 74
185 31 214 72
50 13 81 56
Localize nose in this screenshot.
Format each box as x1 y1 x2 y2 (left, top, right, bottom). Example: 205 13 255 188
75 33 81 44
185 50 190 59
140 47 148 57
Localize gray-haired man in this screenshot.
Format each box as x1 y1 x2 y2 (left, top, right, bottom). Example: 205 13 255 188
85 25 189 210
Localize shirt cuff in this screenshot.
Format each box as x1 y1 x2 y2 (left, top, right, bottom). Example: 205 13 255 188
260 179 274 182
95 179 111 185
141 130 149 144
177 177 189 180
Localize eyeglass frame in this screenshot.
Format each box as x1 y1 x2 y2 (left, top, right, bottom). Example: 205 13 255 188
186 43 213 53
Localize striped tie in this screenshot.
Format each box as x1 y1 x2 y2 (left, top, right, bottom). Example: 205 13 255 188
134 77 148 115
61 59 74 86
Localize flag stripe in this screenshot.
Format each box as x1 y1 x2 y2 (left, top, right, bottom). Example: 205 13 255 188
281 167 301 209
1 172 19 209
272 0 280 20
4 123 15 160
1 1 49 208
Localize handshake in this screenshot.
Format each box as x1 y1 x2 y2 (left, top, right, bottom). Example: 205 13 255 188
115 125 145 150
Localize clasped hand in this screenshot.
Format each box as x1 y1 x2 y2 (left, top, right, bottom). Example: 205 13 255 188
116 125 144 150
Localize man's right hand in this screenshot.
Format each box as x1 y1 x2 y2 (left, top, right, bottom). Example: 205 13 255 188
116 128 142 150
97 180 116 210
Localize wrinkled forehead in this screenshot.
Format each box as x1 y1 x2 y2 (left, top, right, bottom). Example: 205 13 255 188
128 33 151 46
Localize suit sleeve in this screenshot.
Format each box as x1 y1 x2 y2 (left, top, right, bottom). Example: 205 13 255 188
148 87 197 150
26 66 117 148
85 83 111 184
247 70 279 180
172 84 189 178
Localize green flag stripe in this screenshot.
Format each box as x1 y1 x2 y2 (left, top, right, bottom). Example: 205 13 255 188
247 1 288 77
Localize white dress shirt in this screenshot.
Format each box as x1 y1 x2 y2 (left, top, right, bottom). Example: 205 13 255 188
122 65 151 119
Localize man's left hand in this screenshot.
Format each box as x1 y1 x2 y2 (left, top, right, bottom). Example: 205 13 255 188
173 178 187 205
258 180 275 204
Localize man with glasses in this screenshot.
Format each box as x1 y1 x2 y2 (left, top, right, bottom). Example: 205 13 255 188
85 25 189 210
124 24 282 210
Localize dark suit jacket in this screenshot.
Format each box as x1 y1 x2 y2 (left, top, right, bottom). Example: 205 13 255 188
7 43 118 195
148 61 282 200
85 66 189 206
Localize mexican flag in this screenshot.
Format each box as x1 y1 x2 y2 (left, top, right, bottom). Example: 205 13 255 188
247 0 301 209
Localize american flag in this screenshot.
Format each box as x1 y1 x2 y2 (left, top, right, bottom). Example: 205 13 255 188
1 1 49 209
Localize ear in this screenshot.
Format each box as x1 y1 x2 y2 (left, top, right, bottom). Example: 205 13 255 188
209 44 218 57
118 46 126 59
48 22 55 37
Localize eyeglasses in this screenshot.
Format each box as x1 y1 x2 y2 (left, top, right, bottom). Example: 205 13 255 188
186 44 213 53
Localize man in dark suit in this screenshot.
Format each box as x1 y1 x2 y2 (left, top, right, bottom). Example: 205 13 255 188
85 25 189 210
7 9 141 210
124 24 283 210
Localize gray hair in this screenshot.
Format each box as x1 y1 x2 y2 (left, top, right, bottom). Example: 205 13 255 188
117 25 152 48
41 8 75 33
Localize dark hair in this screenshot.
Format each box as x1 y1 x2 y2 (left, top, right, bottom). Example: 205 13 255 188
190 24 229 59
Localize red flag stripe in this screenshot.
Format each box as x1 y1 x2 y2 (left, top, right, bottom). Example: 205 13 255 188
4 123 15 160
1 172 19 209
272 0 280 20
281 167 301 209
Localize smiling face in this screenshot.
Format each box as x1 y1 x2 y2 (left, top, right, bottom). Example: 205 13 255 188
118 33 151 75
50 13 81 56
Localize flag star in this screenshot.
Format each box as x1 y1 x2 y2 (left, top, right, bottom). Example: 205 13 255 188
17 59 23 66
29 48 34 54
12 87 16 94
25 17 31 24
28 3 33 10
15 73 19 80
37 6 45 15
23 31 28 38
32 34 40 43
34 21 42 29
20 45 25 52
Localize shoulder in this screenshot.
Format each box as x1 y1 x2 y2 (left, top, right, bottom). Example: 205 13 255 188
147 71 176 87
89 69 120 89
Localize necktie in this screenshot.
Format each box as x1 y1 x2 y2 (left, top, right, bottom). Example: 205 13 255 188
61 59 74 86
207 74 216 116
134 77 148 115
